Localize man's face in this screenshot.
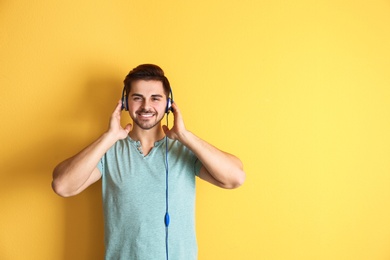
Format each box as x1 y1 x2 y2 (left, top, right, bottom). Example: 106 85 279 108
127 79 167 130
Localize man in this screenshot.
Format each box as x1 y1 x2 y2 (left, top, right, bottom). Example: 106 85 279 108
52 64 245 260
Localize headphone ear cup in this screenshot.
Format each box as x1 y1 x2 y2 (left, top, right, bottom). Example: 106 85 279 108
121 95 127 110
125 97 129 111
122 99 127 111
121 87 128 111
166 98 172 113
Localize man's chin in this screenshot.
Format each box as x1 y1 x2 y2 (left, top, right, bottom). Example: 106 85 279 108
133 118 162 130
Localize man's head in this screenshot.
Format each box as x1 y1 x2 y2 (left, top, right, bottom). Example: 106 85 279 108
122 64 173 130
123 64 171 98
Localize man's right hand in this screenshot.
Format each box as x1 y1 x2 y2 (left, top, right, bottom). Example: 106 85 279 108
107 100 132 141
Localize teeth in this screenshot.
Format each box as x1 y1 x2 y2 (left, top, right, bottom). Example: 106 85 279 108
139 113 153 117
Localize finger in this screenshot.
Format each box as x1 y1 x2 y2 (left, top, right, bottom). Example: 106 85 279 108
172 103 183 121
170 102 179 117
171 101 178 111
112 100 123 116
116 99 123 111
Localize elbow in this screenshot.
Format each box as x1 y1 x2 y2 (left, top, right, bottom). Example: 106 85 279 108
223 169 246 189
51 168 74 198
51 179 72 198
230 159 246 189
222 159 246 189
231 170 246 189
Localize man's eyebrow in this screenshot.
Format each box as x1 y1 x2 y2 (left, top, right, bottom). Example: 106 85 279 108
130 94 164 98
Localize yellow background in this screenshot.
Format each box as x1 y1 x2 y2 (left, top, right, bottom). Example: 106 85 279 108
1 0 390 259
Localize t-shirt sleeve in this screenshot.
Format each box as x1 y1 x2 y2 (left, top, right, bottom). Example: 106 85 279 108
194 157 202 177
97 155 105 176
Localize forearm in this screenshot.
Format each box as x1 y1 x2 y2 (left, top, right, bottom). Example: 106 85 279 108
52 132 117 197
178 130 245 188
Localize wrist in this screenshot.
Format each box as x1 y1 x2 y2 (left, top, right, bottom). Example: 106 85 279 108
102 131 121 145
177 130 193 146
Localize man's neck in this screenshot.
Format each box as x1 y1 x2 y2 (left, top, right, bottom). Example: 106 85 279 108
129 125 165 155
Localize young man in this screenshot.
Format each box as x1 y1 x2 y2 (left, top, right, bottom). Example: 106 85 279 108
52 64 245 260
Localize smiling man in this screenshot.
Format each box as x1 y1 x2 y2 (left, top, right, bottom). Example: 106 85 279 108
52 64 245 260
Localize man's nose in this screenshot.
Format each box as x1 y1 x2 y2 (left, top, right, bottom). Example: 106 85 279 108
141 99 151 109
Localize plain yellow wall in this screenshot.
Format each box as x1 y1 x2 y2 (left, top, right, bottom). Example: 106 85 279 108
1 0 390 259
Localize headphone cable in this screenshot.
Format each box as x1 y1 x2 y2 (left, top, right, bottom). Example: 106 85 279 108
164 115 170 260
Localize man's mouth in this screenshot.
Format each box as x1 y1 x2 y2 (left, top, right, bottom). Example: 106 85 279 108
137 111 155 118
139 113 153 118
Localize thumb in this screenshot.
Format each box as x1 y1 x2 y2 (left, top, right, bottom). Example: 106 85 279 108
162 125 169 134
124 123 132 133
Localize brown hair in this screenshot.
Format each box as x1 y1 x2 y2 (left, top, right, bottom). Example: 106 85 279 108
123 64 171 97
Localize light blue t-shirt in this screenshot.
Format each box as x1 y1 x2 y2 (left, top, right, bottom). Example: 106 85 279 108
98 136 202 260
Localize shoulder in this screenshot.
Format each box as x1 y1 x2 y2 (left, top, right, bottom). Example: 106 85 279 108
169 140 193 155
101 137 133 161
169 140 200 166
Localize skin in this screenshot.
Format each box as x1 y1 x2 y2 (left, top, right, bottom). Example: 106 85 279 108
52 80 245 197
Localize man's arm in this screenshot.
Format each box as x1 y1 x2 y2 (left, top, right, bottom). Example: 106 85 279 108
52 101 132 197
163 102 245 189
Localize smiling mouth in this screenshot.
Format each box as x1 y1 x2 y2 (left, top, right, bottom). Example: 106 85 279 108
139 114 154 118
137 111 155 118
